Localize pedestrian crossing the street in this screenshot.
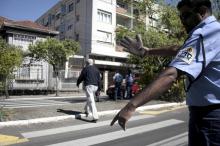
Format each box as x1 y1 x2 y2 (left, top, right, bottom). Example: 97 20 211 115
18 114 188 146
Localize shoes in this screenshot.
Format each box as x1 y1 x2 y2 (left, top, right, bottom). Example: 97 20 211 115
91 119 98 123
84 111 89 117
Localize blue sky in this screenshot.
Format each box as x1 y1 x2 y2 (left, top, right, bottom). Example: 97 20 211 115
0 0 60 21
0 0 179 22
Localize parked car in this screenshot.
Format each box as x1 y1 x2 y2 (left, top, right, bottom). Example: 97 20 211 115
106 82 141 99
106 84 126 99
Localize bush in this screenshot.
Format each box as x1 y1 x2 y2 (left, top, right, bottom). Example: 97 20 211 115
0 106 13 121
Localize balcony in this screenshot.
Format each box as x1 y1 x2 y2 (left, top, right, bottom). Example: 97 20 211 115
116 6 133 18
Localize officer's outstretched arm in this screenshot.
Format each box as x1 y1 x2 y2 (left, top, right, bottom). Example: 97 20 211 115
110 67 178 130
120 34 180 57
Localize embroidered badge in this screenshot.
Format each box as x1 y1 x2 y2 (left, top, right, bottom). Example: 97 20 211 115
177 47 195 64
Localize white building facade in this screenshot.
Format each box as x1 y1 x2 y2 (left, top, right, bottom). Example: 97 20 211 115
36 0 159 92
0 17 59 94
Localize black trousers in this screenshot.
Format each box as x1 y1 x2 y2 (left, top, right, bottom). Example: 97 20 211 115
188 105 220 146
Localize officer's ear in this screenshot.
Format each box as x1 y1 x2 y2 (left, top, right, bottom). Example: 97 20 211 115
196 6 210 19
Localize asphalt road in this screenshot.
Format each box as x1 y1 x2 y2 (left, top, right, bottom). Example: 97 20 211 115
1 106 189 146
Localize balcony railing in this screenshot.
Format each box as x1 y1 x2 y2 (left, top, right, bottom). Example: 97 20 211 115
116 7 133 18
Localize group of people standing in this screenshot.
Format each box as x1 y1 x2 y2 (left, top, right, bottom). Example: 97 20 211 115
113 69 134 101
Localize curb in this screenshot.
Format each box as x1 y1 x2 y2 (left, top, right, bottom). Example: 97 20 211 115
0 102 186 127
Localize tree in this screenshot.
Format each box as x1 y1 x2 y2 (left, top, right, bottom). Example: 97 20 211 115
116 1 187 102
28 38 80 96
0 37 23 98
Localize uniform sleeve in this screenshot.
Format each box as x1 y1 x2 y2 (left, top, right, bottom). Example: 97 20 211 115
169 34 218 79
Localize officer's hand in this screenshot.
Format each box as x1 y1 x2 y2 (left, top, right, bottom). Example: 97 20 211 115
110 103 136 131
120 34 148 57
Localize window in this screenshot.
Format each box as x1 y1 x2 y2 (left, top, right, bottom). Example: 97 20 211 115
56 11 61 20
99 0 112 4
117 2 127 9
41 18 44 25
13 34 36 42
75 33 79 41
61 4 66 15
68 3 74 12
97 9 112 24
97 30 112 43
15 64 43 80
149 15 158 28
55 26 60 31
76 15 80 22
51 14 55 20
67 24 73 30
48 14 52 25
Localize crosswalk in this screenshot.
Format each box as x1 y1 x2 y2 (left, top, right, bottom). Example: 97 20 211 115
18 114 188 146
0 99 73 108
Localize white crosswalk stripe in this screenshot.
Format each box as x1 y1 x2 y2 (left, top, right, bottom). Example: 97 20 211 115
0 99 71 108
146 132 188 146
45 119 184 146
22 115 154 138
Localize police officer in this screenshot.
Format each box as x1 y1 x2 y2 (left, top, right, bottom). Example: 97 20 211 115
110 0 220 145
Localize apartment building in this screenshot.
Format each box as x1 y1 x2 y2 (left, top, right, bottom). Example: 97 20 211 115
0 16 59 94
36 0 159 92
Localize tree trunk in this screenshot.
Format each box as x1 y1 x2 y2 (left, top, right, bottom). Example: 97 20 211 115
4 77 9 99
55 71 59 97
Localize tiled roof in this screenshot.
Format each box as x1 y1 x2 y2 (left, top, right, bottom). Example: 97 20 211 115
0 16 58 35
0 16 12 25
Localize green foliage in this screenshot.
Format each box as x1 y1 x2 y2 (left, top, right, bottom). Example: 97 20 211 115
159 4 187 40
0 38 23 76
0 106 6 121
28 38 80 71
0 37 23 94
28 38 80 96
117 3 187 102
0 106 14 121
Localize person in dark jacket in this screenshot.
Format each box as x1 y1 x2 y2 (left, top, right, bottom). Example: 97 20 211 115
77 59 101 122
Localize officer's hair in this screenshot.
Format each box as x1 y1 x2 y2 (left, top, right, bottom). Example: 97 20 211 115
177 0 212 13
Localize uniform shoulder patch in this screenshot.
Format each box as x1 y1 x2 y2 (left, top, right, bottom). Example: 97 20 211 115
176 47 195 64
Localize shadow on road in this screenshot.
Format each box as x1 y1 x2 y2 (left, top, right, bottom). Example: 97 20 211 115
57 109 81 115
57 109 98 123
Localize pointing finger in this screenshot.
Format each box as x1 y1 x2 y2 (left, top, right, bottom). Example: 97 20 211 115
110 113 119 126
118 117 126 131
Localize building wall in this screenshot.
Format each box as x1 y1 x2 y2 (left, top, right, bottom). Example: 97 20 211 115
36 0 130 59
35 0 161 92
91 0 128 57
5 30 54 91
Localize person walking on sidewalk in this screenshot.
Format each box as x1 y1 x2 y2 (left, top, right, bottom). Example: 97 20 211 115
77 59 101 122
125 69 134 99
113 71 123 101
111 0 220 145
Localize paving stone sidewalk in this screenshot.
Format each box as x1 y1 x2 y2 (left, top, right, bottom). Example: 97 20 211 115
0 92 185 127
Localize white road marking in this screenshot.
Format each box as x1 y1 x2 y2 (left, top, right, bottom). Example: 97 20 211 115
0 100 71 108
146 132 188 146
46 119 184 146
22 115 154 138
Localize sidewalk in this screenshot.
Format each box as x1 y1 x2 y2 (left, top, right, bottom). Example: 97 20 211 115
0 92 185 127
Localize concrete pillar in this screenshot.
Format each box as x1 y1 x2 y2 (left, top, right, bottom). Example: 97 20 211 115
64 60 69 78
103 71 109 94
